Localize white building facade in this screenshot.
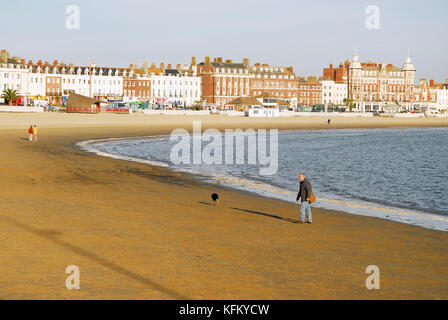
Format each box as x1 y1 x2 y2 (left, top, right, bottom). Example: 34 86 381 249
0 51 31 103
436 88 448 111
59 66 124 98
150 74 202 107
321 80 347 106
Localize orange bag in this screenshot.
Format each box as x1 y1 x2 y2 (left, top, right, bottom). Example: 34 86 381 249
309 192 316 204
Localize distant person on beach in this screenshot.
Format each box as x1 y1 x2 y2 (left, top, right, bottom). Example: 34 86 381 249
28 125 33 141
296 173 313 224
211 193 220 206
328 119 331 125
33 125 38 141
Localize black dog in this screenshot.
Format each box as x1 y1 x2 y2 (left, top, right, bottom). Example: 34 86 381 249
211 193 220 206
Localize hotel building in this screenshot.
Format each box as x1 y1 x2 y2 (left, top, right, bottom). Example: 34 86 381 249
122 62 202 107
321 80 347 106
297 76 322 106
249 63 298 107
413 78 447 112
0 50 30 103
347 54 416 112
196 56 251 107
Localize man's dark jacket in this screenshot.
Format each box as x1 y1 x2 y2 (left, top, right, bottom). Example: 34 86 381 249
297 179 312 203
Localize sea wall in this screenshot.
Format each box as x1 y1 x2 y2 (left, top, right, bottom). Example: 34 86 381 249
0 106 44 113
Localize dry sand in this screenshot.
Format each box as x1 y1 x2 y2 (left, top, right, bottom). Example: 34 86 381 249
0 113 447 299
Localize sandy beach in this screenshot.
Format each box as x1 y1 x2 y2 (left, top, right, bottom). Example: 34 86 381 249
1 113 448 299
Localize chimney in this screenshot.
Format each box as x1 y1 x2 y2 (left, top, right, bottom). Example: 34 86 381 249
217 57 223 63
289 66 294 72
191 56 197 66
27 60 33 66
160 62 165 72
143 61 148 74
44 61 49 67
176 64 181 70
151 62 156 68
205 56 211 64
255 63 261 66
21 59 25 64
167 64 172 69
225 59 232 64
0 50 8 63
243 58 250 67
53 60 59 67
430 79 434 86
37 60 42 68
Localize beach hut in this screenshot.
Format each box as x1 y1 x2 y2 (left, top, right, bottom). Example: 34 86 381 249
225 96 263 111
66 93 102 113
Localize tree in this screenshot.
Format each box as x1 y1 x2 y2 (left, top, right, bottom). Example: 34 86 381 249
1 88 21 106
54 95 62 106
343 98 355 112
192 99 204 110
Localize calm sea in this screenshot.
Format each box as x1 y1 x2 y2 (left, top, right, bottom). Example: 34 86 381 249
78 127 448 232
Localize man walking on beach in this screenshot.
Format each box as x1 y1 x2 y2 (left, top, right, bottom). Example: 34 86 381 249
296 173 313 224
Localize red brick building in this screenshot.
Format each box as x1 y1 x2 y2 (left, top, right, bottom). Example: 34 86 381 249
249 63 298 107
196 56 251 107
322 61 350 82
297 76 322 106
413 78 440 105
45 62 62 106
123 64 152 99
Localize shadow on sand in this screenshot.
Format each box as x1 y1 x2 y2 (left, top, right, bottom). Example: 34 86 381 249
198 201 213 206
230 207 298 224
0 214 188 299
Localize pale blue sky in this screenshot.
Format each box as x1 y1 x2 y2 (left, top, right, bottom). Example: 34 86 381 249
1 0 447 81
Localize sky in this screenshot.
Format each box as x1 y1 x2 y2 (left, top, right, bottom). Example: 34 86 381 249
1 0 447 82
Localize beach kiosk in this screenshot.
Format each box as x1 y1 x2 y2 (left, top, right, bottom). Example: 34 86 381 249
225 97 262 113
255 92 290 111
66 93 102 113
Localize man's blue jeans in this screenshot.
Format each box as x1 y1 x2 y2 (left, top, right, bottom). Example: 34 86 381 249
300 201 312 223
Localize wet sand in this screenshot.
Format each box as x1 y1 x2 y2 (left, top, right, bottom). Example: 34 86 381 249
0 113 447 299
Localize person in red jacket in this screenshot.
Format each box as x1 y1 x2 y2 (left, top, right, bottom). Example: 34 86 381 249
28 125 33 141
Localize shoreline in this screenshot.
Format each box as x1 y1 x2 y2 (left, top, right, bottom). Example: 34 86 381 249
1 113 448 299
77 129 448 233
